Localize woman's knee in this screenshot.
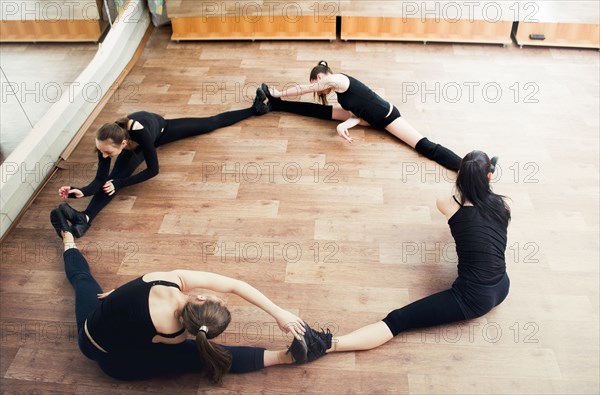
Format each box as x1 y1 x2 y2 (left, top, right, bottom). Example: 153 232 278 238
381 310 404 337
66 270 95 286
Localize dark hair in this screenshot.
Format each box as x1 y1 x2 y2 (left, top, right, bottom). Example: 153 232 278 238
179 300 232 384
309 60 332 105
456 150 511 226
96 117 131 150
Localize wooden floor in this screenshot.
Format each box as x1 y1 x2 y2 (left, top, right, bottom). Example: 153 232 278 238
1 27 599 394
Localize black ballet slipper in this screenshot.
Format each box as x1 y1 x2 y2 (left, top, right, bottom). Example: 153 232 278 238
302 323 332 363
50 209 71 239
253 87 271 115
59 203 90 238
261 83 279 102
71 222 90 238
286 336 308 364
59 203 87 225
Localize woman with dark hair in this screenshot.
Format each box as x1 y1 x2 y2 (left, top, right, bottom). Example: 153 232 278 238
48 213 310 382
57 89 271 238
295 151 511 362
261 60 463 172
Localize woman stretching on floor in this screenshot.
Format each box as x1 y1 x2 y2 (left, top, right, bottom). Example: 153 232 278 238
295 151 510 361
48 214 310 382
261 60 463 172
56 89 271 238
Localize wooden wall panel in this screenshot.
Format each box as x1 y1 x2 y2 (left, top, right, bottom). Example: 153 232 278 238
171 16 336 41
341 17 513 45
515 22 600 49
0 20 103 42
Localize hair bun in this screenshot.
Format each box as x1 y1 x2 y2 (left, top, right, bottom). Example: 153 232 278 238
489 156 499 174
318 60 328 67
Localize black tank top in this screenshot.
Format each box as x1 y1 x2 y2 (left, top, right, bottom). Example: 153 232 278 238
87 277 185 352
335 74 391 127
449 197 507 284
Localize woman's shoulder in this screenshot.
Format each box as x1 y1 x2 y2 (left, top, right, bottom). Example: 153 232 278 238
436 194 462 221
128 110 153 119
436 194 455 214
127 121 152 144
333 73 350 82
142 271 183 288
328 73 351 92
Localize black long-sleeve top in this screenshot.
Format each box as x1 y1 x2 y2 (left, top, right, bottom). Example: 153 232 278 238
78 111 165 196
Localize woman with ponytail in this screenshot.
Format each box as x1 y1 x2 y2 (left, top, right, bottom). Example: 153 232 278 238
57 89 271 238
49 218 310 382
289 151 511 363
260 60 463 171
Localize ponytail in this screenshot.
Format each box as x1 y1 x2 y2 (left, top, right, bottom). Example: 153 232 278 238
115 117 129 130
195 329 232 384
456 151 511 226
180 300 232 384
309 60 332 105
96 117 132 151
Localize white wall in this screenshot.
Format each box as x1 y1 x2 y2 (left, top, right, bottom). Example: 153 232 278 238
0 0 150 239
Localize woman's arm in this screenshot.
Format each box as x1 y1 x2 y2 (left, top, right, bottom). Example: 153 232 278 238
274 81 323 98
274 74 349 99
436 195 450 216
61 152 110 198
106 129 159 193
336 116 362 144
170 270 305 338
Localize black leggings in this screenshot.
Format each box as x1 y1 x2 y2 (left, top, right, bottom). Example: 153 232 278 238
84 108 255 221
382 274 510 336
64 248 265 380
155 109 255 146
269 97 334 120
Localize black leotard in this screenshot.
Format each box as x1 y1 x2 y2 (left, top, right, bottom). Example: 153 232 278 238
335 74 401 129
381 197 510 335
87 277 184 352
66 249 266 379
449 196 507 284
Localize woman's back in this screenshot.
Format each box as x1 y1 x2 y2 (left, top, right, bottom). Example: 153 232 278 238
87 277 183 352
449 204 507 284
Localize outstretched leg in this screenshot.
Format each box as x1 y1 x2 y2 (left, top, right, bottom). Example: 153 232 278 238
327 288 466 354
330 321 394 352
262 83 335 120
385 117 424 148
94 341 301 380
414 137 461 172
386 118 461 171
269 98 335 120
156 108 257 146
62 232 103 333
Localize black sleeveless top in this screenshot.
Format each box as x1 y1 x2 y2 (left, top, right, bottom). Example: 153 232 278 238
335 74 391 127
87 277 185 352
449 197 507 284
